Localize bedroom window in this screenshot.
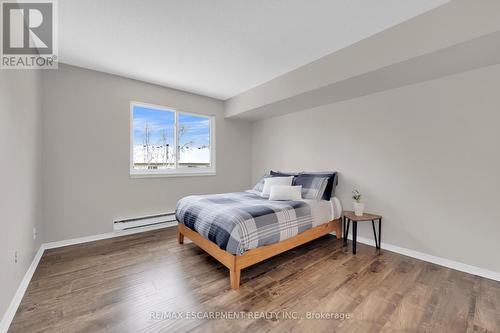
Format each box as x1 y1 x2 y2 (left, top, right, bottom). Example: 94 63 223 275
130 102 215 177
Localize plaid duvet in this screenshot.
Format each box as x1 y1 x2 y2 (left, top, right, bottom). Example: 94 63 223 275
176 191 338 255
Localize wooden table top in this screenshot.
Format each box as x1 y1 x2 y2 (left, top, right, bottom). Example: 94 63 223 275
343 210 382 221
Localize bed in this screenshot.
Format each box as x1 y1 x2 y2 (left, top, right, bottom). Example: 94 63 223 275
176 172 342 289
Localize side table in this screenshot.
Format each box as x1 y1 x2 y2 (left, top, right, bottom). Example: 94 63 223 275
343 211 382 254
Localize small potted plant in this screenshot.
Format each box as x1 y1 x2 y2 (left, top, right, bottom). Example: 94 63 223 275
352 188 364 216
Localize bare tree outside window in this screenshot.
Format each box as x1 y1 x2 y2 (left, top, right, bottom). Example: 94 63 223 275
178 123 194 155
160 128 170 168
131 103 213 175
142 122 151 167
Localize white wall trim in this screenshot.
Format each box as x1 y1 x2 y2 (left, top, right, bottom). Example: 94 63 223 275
43 221 177 250
339 233 500 282
0 246 44 333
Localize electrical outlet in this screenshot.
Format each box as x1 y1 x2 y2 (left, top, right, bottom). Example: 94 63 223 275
14 251 18 264
33 227 37 240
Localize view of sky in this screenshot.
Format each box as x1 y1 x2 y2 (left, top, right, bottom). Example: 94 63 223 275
132 105 210 148
178 113 210 147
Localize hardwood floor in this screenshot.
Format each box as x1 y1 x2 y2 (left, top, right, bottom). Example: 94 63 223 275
9 227 500 333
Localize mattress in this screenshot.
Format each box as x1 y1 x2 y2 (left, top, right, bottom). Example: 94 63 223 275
175 190 342 255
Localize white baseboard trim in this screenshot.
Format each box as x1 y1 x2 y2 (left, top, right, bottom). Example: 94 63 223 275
339 232 500 282
44 221 177 250
0 246 44 333
1 222 178 332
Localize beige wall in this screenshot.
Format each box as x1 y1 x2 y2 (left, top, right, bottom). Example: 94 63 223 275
0 71 43 318
42 64 252 242
252 64 500 273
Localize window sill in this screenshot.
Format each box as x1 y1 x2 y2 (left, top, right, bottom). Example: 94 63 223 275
130 170 216 178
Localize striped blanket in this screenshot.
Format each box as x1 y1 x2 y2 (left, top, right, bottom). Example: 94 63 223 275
176 191 341 255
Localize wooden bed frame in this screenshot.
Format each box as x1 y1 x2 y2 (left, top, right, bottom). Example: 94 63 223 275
177 218 343 289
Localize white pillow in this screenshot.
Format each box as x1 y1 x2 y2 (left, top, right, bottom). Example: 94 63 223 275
261 176 293 197
269 185 302 201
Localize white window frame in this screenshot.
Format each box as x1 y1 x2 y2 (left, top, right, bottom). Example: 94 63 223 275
130 101 216 178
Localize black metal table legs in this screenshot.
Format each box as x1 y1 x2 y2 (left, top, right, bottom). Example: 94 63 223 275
343 217 356 253
352 221 357 254
378 218 381 248
343 217 382 254
371 219 382 249
343 216 349 246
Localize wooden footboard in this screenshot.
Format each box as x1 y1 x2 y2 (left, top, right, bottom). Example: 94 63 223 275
177 218 342 290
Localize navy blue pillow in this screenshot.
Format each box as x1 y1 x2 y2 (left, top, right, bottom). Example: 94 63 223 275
270 170 299 177
297 172 338 200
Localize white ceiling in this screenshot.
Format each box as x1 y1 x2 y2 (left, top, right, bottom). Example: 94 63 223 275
59 0 449 100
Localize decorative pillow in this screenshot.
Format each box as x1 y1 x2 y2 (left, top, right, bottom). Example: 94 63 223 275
269 185 302 201
293 175 329 200
252 174 271 193
299 171 338 200
261 176 293 197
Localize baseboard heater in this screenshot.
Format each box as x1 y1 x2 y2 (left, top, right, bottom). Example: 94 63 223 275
113 212 177 231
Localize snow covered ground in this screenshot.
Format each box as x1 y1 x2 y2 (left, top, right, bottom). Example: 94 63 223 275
133 145 210 166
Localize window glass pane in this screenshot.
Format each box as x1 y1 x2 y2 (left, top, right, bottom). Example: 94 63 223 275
178 113 211 168
132 105 175 170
